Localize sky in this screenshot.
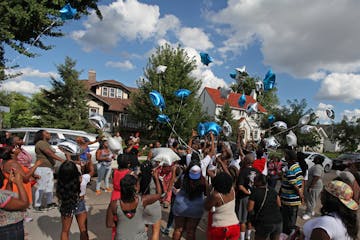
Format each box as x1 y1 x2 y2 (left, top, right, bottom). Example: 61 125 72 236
3 0 360 124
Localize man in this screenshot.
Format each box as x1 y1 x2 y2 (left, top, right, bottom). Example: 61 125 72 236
302 155 324 220
237 154 260 240
34 130 65 211
280 149 304 235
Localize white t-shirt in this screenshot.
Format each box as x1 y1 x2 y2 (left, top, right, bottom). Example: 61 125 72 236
80 174 91 197
201 155 213 177
303 214 351 240
113 136 123 154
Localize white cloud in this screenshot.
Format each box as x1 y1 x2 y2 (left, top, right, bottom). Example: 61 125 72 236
71 0 180 51
1 80 47 94
177 27 214 51
315 103 334 122
341 109 360 122
5 67 58 79
210 0 360 78
105 60 135 70
317 73 360 102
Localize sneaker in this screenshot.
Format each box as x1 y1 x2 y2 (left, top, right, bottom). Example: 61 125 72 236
34 206 47 212
161 226 170 235
46 203 58 209
95 190 101 195
311 211 315 216
302 214 311 220
24 217 33 223
163 202 169 209
105 188 112 192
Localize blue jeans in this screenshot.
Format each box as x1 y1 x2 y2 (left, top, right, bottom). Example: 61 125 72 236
281 205 298 235
0 220 24 240
96 163 111 191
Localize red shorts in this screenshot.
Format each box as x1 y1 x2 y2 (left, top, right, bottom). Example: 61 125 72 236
209 224 240 240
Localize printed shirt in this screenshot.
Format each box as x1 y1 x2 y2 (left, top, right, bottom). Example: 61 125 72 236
280 162 303 206
17 149 32 168
0 190 25 227
268 161 282 176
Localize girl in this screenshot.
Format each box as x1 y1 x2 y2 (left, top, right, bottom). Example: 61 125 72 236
96 140 114 195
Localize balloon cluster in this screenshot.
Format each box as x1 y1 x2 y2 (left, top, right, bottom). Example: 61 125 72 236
197 122 222 137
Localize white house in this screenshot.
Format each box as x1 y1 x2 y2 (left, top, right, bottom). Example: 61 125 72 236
199 87 267 142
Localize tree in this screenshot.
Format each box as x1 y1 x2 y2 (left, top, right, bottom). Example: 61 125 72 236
128 44 207 142
32 57 90 130
334 119 360 152
1 92 36 128
216 102 237 141
261 99 320 148
0 0 102 80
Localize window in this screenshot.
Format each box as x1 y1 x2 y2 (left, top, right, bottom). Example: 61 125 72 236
27 132 59 145
102 87 108 96
109 88 115 98
63 134 90 143
117 89 123 99
89 108 98 116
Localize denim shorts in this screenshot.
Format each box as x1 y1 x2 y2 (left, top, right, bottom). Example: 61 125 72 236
74 199 87 215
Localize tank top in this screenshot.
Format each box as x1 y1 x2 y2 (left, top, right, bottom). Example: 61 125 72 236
99 149 112 167
211 190 239 227
115 197 147 240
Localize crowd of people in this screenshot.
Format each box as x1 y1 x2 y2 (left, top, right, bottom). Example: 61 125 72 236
0 129 359 240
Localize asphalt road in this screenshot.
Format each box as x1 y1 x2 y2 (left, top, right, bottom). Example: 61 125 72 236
24 170 349 240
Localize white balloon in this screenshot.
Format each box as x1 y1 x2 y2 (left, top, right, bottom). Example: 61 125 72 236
156 65 167 74
107 137 121 153
255 81 264 92
246 102 258 114
265 136 280 149
235 66 247 80
88 114 107 130
222 120 232 137
151 147 180 166
273 121 288 130
58 139 83 155
298 114 311 125
286 130 297 147
300 125 315 134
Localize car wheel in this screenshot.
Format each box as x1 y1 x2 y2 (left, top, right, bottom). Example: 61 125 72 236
324 164 331 173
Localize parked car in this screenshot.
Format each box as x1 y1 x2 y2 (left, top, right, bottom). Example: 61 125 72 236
4 127 99 166
302 151 333 173
332 152 360 170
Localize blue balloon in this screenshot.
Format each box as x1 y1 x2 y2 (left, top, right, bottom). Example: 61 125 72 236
204 122 222 136
268 114 276 123
229 71 237 79
149 90 165 110
197 123 206 137
157 114 170 124
175 89 191 99
263 69 276 91
238 93 246 107
200 52 213 66
60 3 77 20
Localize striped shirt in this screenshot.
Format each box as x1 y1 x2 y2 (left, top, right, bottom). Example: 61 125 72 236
280 162 303 206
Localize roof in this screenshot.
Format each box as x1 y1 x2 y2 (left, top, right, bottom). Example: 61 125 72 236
80 79 136 93
203 87 267 113
88 93 131 112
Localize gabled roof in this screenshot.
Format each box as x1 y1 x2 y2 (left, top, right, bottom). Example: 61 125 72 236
203 87 267 113
89 92 131 112
80 79 134 93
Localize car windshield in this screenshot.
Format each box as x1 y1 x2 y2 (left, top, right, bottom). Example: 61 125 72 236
337 153 358 160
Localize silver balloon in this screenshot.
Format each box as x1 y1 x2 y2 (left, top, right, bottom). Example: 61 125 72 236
298 114 311 125
326 109 335 120
300 125 315 134
220 87 231 99
222 120 232 137
156 65 167 74
235 66 247 80
286 130 297 147
107 136 122 153
255 81 264 92
246 102 258 114
265 136 280 149
58 139 83 155
88 114 107 130
273 121 288 130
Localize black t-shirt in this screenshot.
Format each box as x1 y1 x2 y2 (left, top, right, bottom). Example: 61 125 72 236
249 187 282 224
237 167 260 199
123 147 139 169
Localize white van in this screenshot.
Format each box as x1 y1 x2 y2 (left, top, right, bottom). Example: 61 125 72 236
5 127 99 165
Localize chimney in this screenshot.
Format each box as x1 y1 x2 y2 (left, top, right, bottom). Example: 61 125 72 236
88 69 96 83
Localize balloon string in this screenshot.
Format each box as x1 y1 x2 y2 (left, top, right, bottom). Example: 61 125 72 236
170 98 183 136
272 124 299 137
9 20 57 67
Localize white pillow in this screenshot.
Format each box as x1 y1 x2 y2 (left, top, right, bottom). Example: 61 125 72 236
151 147 180 166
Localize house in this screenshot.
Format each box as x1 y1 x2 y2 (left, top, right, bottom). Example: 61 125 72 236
199 87 267 141
81 70 142 132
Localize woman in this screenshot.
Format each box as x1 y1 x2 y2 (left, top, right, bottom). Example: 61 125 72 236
56 161 90 240
76 137 96 176
0 147 29 240
96 140 114 195
106 172 162 240
303 180 358 240
172 162 207 240
204 172 239 240
267 156 282 189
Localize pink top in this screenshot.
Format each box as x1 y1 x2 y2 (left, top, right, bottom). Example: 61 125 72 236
111 169 130 201
17 149 32 168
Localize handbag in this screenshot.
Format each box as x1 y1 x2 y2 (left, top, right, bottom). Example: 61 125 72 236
250 187 268 226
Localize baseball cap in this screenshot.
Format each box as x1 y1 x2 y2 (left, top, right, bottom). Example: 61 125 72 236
189 165 201 180
324 180 358 210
